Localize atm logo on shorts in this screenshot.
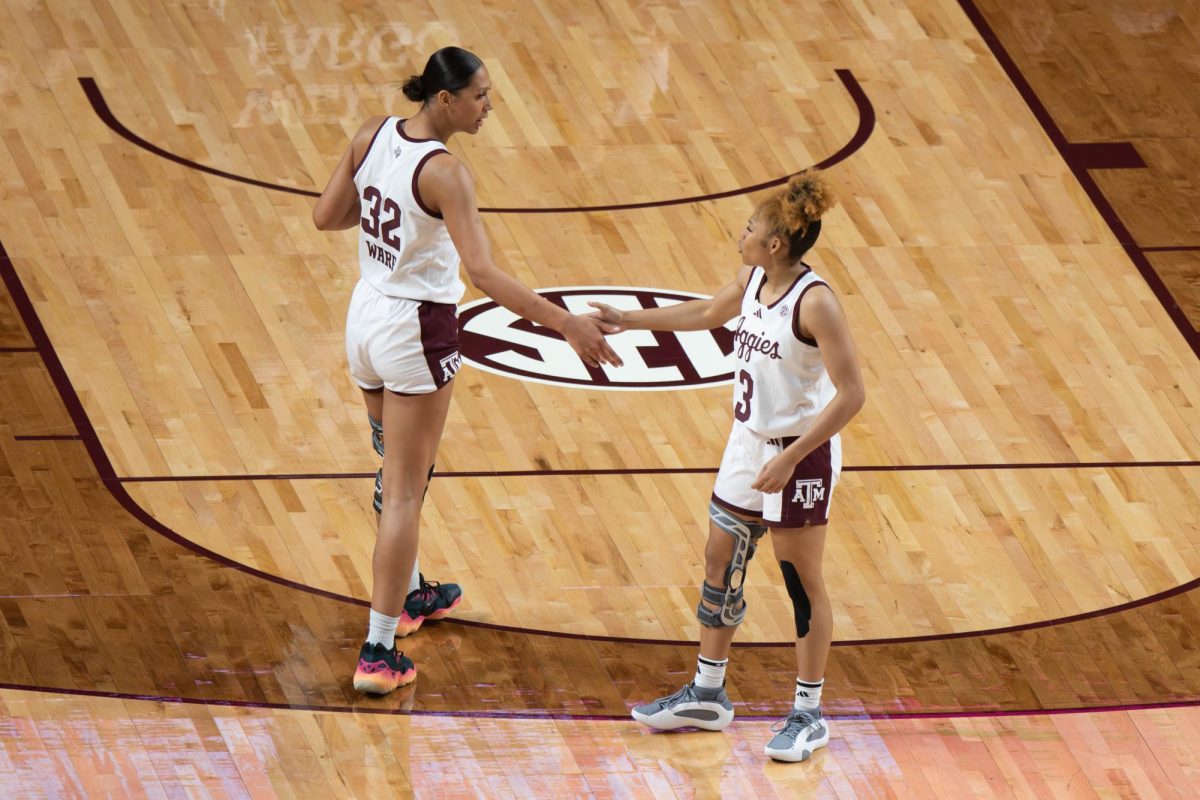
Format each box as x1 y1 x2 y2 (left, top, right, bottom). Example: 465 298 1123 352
458 287 737 391
439 352 462 383
792 479 826 509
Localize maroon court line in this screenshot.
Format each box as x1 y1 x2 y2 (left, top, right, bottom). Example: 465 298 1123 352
78 70 874 213
20 35 1200 652
0 243 368 611
3 244 1200 715
2 245 1200 652
5 241 1200 650
1141 246 1200 253
1 680 1196 723
0 347 38 352
112 459 1200 483
13 434 82 441
955 0 1200 362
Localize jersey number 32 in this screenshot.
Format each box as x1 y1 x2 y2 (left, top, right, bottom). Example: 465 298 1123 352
361 185 401 249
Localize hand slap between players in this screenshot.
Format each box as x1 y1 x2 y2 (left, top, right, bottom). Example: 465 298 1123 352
561 313 624 369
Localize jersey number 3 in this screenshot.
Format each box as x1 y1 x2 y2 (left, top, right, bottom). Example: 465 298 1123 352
361 186 401 249
733 369 754 422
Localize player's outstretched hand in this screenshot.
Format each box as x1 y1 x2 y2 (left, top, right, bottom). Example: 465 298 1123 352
562 314 624 368
587 301 627 330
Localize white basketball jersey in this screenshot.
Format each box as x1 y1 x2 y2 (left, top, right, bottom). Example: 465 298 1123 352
352 117 465 304
731 266 835 438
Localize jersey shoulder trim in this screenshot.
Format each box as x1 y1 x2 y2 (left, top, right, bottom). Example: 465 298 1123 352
352 116 391 180
741 267 764 306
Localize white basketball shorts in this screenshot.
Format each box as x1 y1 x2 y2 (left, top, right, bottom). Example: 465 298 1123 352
345 279 461 395
711 422 841 528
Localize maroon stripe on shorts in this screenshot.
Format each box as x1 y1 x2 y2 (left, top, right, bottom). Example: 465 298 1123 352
417 301 461 391
710 494 763 521
767 438 834 528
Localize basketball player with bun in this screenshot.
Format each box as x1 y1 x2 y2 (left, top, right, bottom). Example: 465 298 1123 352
591 170 864 762
313 46 623 694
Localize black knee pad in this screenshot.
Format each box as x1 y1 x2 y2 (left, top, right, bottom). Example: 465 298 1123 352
780 560 812 638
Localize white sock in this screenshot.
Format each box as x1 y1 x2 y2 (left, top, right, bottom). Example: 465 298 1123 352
407 559 421 595
367 609 400 649
694 655 728 690
795 678 823 711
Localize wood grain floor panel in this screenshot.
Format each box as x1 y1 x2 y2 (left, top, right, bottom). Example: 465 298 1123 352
121 465 1200 642
3 689 1199 799
3 413 1200 719
5 0 1200 480
2 0 1200 793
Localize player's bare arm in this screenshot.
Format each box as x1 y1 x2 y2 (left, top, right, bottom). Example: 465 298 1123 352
589 266 753 332
424 155 623 368
312 116 389 231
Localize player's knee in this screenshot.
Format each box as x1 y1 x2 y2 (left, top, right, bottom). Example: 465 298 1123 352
696 502 767 628
702 551 729 588
780 560 814 638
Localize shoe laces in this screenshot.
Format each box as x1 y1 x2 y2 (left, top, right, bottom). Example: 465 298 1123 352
414 575 440 601
657 683 698 709
770 708 820 744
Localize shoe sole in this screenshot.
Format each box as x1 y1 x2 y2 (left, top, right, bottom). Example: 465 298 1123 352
764 732 829 762
353 667 417 695
631 707 733 731
396 595 463 638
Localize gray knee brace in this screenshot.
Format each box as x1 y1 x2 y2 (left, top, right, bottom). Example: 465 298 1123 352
697 502 767 628
780 560 812 638
369 415 385 457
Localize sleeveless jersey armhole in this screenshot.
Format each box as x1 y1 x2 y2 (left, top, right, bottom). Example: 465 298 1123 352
792 280 830 347
411 149 451 219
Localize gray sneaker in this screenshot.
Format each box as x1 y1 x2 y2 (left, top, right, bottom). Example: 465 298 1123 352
763 707 830 761
631 683 734 731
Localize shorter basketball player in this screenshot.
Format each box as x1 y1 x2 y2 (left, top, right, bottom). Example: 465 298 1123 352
591 170 864 762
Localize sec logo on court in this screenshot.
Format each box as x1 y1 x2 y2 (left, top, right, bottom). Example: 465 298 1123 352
458 287 736 391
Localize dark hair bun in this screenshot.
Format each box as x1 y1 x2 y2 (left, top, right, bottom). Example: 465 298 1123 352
780 169 836 234
401 48 484 105
401 75 424 102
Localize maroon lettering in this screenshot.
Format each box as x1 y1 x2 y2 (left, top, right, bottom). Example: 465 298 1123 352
733 316 782 361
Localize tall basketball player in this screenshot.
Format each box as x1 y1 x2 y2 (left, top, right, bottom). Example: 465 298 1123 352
313 46 622 694
591 170 864 762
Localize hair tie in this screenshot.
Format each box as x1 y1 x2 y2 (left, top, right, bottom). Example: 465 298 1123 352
795 218 822 255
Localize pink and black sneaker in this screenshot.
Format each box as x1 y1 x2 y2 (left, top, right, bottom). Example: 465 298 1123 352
396 575 463 637
353 642 416 695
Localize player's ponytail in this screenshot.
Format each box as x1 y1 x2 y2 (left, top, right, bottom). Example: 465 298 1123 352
757 169 837 260
402 46 484 105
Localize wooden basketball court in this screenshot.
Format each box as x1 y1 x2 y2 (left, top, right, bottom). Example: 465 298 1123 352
1 0 1198 795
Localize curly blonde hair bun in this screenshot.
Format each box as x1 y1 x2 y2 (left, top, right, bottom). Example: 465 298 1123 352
778 169 835 234
755 169 836 260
